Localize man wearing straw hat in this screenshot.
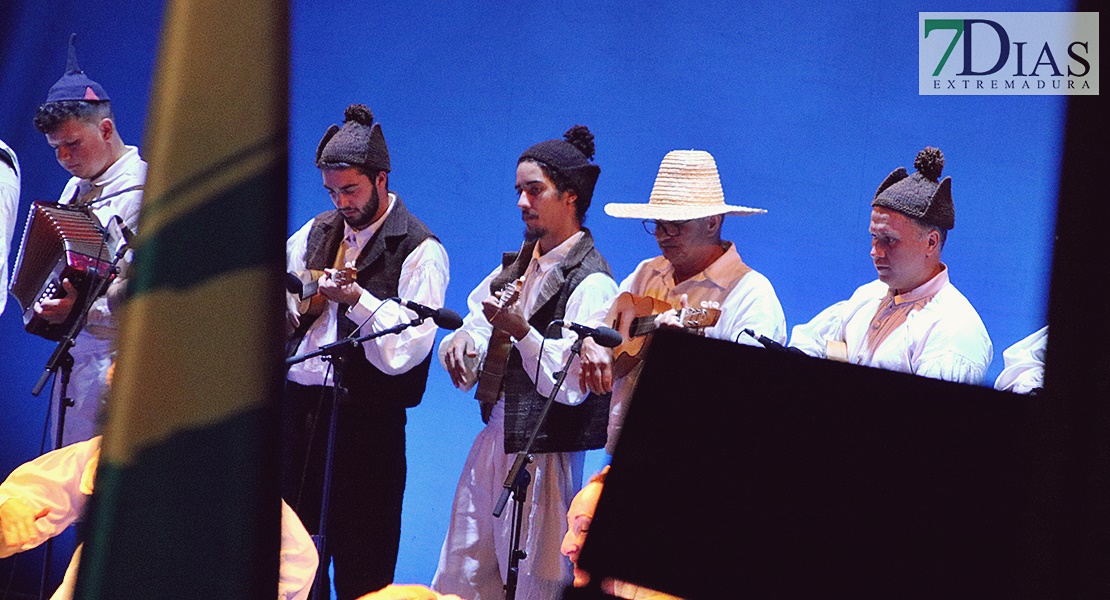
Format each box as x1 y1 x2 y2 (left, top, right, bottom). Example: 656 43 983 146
788 147 991 384
579 149 787 453
30 35 146 446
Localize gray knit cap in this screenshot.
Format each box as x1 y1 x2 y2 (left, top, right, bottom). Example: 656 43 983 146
316 104 390 173
872 147 954 230
519 125 601 207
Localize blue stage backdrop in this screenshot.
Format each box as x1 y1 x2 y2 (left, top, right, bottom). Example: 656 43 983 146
1 0 1069 592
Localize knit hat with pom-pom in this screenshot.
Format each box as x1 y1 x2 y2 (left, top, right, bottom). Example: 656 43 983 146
316 104 390 173
872 147 954 230
519 125 601 206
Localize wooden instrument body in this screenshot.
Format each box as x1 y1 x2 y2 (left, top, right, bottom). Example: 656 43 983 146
474 278 524 415
605 292 722 378
290 267 356 318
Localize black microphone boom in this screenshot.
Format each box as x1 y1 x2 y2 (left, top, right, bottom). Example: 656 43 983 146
549 320 623 348
741 328 806 355
390 297 463 330
285 272 305 296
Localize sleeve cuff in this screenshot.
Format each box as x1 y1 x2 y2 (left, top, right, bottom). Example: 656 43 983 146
512 326 545 361
346 290 386 326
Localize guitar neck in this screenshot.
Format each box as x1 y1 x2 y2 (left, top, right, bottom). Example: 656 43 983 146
628 308 717 339
629 315 658 338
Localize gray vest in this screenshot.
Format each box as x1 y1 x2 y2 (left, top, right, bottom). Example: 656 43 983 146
297 195 436 408
495 229 613 453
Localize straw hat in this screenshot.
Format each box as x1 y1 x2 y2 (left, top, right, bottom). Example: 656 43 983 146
604 150 765 221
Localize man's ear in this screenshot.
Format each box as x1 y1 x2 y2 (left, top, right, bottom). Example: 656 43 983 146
706 214 723 236
98 118 114 141
926 228 941 254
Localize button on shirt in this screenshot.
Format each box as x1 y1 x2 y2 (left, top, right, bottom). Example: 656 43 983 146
864 267 948 355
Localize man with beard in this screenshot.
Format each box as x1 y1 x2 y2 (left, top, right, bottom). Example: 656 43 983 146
284 104 449 599
432 125 618 599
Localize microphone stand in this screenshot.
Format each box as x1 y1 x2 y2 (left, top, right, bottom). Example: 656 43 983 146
493 333 585 600
286 316 429 600
29 234 126 600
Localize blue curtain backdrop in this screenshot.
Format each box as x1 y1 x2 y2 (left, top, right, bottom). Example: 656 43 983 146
1 0 1070 593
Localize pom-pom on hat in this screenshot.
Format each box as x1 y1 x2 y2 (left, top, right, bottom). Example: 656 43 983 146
46 34 110 103
872 147 954 230
519 125 601 206
316 104 390 173
605 150 765 221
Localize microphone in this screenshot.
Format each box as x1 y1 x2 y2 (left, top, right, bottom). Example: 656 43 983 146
740 328 806 355
391 297 464 330
549 320 623 348
285 272 306 296
106 215 136 252
104 215 136 257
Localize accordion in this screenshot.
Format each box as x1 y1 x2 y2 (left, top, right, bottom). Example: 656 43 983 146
9 201 115 341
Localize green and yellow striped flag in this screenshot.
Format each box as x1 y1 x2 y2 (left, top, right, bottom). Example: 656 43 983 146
75 0 288 597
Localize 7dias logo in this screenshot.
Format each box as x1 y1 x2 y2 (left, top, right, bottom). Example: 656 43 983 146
920 12 1099 95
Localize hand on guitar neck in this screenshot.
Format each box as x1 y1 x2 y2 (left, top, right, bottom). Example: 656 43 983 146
653 293 694 330
317 264 363 306
480 283 528 340
601 292 722 381
472 278 525 416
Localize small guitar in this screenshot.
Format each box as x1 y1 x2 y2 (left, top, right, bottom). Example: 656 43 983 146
288 267 357 318
474 278 524 421
605 292 722 378
825 340 849 362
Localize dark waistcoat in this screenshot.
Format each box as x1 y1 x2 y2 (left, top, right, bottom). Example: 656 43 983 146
296 195 435 408
493 229 613 453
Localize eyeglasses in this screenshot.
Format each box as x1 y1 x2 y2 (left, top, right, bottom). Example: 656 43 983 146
641 219 691 237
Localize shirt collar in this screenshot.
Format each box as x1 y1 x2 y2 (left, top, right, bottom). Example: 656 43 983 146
88 145 140 187
653 241 742 290
531 230 583 275
343 191 396 248
699 242 744 288
890 264 949 305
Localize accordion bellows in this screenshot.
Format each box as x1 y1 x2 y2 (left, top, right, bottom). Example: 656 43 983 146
9 201 113 341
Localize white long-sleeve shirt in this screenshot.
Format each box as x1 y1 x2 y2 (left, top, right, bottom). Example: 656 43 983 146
994 326 1048 394
0 436 318 600
438 231 618 406
0 139 19 317
286 193 449 385
56 145 146 339
790 268 993 385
